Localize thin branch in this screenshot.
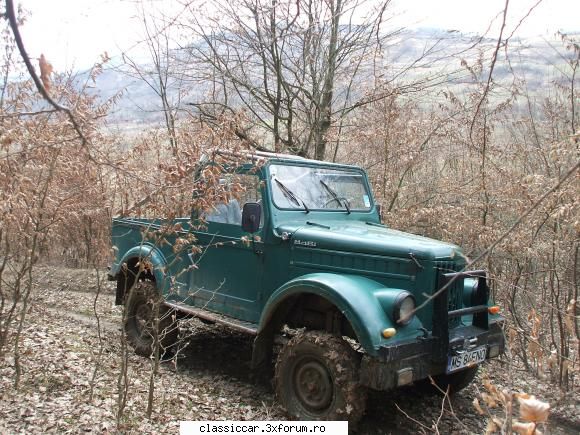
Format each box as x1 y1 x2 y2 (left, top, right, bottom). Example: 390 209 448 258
395 403 431 432
0 109 58 118
469 0 510 144
4 0 88 146
408 158 580 319
505 0 543 44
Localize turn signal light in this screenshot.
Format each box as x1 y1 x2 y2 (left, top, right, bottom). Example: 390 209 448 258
382 328 397 339
488 306 500 315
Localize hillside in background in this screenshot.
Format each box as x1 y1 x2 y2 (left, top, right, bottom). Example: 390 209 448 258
86 28 577 129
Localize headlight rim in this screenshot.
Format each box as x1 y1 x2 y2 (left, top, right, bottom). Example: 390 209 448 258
392 291 416 326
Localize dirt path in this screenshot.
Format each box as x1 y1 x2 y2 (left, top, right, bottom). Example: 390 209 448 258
1 265 578 434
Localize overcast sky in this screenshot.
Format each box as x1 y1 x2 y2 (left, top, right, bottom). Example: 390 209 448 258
16 0 580 71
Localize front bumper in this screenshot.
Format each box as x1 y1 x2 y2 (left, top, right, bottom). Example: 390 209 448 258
360 320 505 391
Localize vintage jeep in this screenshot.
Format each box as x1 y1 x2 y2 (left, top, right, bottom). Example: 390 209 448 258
109 150 504 423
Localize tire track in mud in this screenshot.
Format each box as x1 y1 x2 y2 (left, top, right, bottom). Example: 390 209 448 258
35 304 121 334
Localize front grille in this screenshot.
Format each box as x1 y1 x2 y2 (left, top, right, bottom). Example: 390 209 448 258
434 260 464 328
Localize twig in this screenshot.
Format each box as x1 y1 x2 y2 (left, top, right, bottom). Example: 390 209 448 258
504 0 543 43
88 265 104 403
469 0 510 144
395 403 431 432
429 376 471 433
434 386 446 434
0 109 58 118
408 159 580 319
4 0 88 146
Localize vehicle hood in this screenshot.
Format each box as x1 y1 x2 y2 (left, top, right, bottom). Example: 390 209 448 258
277 221 463 260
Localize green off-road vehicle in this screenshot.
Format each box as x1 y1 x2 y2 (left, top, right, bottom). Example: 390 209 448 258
109 150 504 423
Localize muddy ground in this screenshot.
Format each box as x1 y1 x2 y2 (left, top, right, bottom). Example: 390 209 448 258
0 266 578 434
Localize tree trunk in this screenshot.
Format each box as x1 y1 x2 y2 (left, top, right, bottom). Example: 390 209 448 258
314 0 341 160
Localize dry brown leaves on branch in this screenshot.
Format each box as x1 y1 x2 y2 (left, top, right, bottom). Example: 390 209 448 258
475 378 551 434
38 53 53 91
516 394 550 423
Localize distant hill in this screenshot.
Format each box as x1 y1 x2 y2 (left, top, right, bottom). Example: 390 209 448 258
83 27 578 128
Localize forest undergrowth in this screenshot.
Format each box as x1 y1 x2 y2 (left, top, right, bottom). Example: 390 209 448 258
1 1 579 433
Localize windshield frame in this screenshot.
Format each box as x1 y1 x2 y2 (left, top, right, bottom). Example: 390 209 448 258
266 160 374 213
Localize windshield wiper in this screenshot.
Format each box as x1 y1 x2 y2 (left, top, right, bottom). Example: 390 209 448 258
320 180 350 214
274 178 309 213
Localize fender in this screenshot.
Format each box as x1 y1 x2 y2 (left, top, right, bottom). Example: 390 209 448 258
258 273 423 357
111 244 172 295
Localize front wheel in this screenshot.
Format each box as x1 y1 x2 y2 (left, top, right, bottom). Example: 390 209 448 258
274 331 367 423
124 281 178 358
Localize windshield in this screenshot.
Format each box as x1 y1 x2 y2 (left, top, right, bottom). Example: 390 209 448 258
269 164 372 211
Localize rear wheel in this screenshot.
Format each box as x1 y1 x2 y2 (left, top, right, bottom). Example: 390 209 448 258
274 331 367 424
124 281 178 358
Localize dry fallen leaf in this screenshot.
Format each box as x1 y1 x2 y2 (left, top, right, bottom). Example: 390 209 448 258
473 397 485 415
483 379 498 394
518 395 550 423
485 418 502 434
482 392 499 409
513 421 541 435
39 54 53 91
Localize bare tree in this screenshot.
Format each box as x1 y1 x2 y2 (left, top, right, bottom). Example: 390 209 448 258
175 0 401 160
120 1 191 156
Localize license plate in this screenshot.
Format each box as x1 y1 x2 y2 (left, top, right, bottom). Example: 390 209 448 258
447 346 487 373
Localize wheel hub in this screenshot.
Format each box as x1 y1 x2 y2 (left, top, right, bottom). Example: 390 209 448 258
294 360 333 411
135 303 153 338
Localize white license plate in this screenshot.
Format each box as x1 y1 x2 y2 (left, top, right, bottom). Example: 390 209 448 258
447 346 487 373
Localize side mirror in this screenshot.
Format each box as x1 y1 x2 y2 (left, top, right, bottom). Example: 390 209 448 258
242 202 261 233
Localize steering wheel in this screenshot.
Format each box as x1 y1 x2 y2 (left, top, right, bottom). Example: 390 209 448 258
323 196 351 208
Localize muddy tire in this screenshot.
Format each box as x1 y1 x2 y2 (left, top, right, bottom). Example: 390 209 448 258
274 331 367 424
124 281 178 358
418 366 479 395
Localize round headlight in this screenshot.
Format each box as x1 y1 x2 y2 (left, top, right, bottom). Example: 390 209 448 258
393 292 416 325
